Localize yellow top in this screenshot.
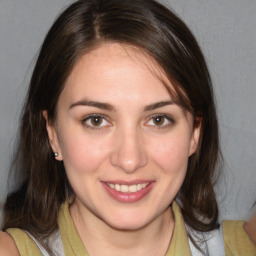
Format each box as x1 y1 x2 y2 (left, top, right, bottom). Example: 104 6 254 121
7 201 256 256
223 220 256 256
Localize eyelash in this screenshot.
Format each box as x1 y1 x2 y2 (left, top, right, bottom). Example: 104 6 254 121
81 114 174 130
145 114 175 128
82 114 111 130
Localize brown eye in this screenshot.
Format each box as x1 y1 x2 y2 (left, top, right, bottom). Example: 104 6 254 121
152 116 165 125
90 116 103 126
83 114 110 129
146 114 174 128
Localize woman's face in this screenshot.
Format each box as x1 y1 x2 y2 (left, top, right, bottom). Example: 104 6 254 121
45 43 200 230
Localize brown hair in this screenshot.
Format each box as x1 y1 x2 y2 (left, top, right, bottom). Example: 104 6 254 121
3 0 220 251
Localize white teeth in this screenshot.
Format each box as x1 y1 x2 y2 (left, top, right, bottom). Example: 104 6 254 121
137 184 142 191
128 184 137 193
115 184 121 191
120 185 128 192
142 183 147 188
107 183 149 193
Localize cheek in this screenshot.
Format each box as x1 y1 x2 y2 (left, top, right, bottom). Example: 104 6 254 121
59 130 111 174
147 133 192 173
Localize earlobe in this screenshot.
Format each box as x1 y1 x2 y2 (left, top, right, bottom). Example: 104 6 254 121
42 110 63 161
189 117 202 156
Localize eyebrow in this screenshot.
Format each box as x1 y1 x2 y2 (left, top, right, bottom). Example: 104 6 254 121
69 99 174 112
144 100 174 111
69 100 116 111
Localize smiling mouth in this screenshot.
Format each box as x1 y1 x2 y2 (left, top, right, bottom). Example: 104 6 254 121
106 183 150 193
102 181 154 203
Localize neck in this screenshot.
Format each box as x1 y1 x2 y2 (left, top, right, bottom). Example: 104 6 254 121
70 200 174 256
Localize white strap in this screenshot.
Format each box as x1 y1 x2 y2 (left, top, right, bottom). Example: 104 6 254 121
188 223 225 256
24 230 65 256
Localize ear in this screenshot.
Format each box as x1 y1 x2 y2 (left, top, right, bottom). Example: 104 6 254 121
42 110 63 161
189 117 202 156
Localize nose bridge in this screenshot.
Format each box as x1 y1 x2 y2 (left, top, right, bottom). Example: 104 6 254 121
110 123 147 173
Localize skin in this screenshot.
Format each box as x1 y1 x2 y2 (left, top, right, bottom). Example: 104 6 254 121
244 216 256 245
0 232 20 255
44 43 200 256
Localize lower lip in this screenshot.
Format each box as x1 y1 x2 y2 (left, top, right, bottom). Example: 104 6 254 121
102 182 155 203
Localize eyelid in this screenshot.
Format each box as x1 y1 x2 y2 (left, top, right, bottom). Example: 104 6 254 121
82 114 112 129
145 114 175 128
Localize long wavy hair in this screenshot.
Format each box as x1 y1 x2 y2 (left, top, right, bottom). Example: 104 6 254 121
2 0 220 252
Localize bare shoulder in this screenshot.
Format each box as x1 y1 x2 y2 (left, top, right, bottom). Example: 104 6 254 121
244 216 256 245
0 231 20 255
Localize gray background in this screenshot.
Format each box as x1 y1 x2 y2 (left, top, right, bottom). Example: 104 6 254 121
0 0 255 224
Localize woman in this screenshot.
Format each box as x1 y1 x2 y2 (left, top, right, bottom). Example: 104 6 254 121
0 0 255 255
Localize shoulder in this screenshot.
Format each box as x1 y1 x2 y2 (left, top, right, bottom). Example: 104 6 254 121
222 220 256 255
4 228 43 255
0 231 20 255
244 216 256 245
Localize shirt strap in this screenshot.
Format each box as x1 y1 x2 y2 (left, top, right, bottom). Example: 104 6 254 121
187 223 225 256
24 229 65 256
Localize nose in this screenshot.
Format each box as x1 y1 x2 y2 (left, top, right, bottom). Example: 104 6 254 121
110 127 148 174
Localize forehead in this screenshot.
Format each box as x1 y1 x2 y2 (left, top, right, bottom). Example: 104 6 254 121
60 43 175 106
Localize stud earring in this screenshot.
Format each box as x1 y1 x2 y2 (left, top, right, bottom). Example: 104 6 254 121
54 152 58 158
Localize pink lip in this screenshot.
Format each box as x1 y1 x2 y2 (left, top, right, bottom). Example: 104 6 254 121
101 181 155 203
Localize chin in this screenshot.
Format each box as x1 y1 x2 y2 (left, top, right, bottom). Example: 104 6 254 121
103 212 154 231
109 220 149 231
